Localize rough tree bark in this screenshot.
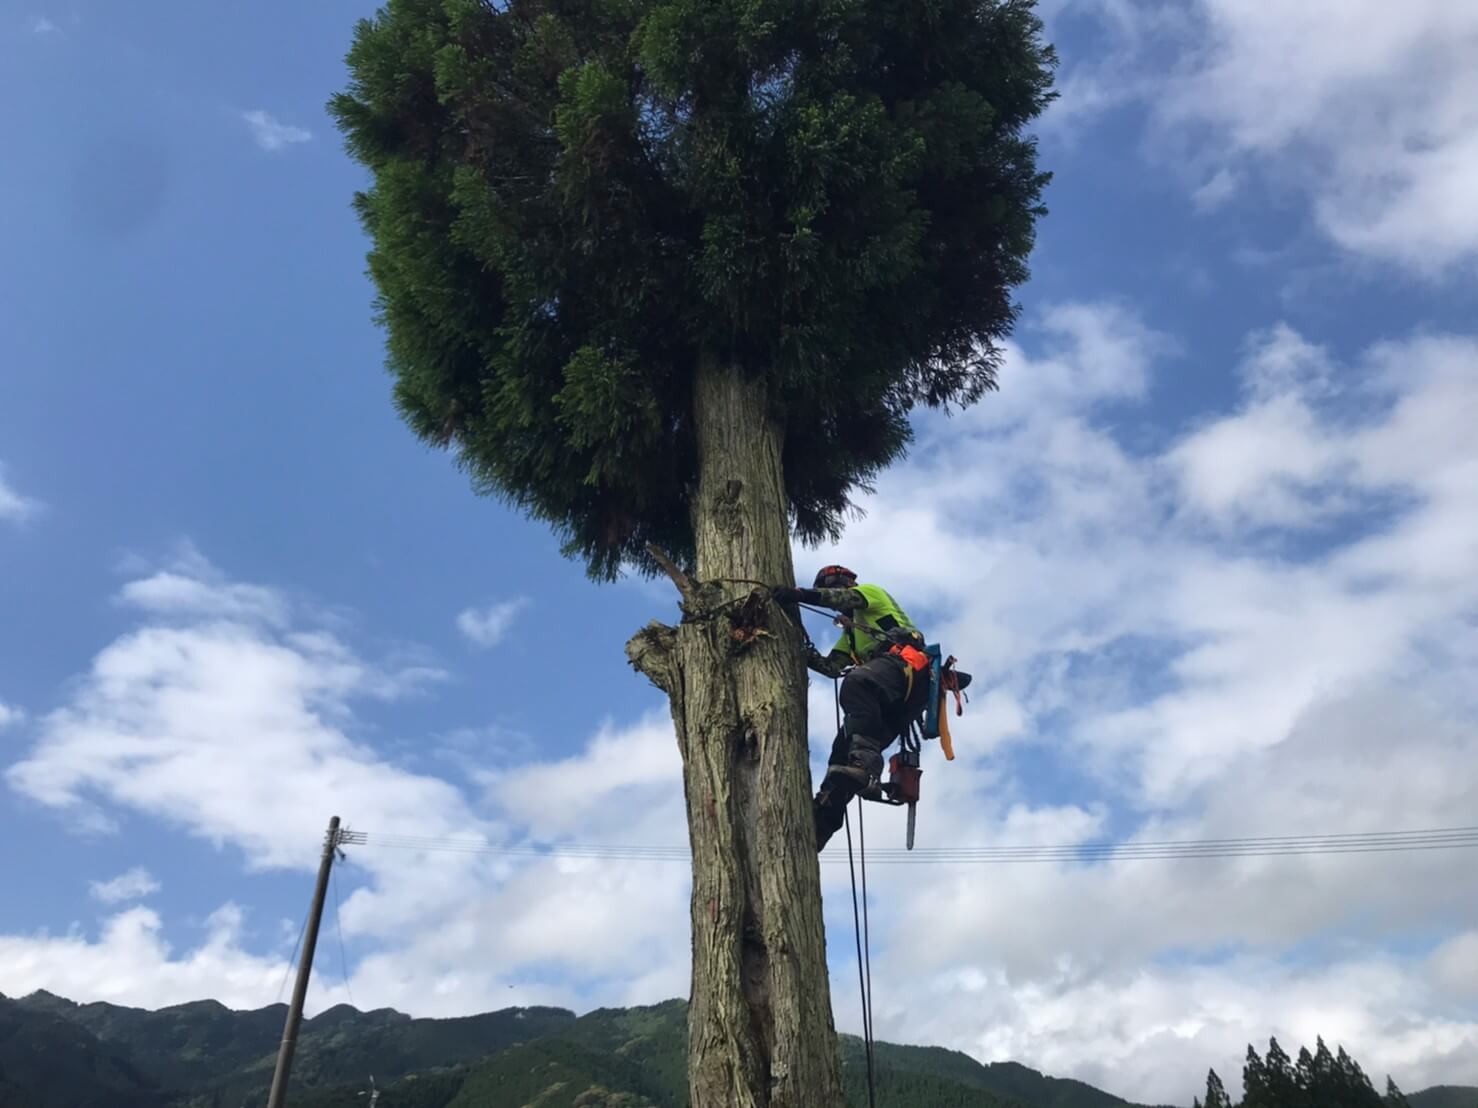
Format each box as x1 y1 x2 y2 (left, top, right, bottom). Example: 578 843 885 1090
626 356 846 1108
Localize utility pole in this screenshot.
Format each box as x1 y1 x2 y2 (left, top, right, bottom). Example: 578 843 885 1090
266 816 359 1108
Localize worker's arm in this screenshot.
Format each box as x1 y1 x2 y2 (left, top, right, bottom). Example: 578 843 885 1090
770 585 868 613
805 645 853 680
770 584 866 677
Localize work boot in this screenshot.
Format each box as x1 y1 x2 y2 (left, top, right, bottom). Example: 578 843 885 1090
825 763 883 800
837 734 885 796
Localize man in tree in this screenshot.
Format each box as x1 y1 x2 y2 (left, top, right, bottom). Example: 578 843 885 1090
332 1 1054 1102
774 565 953 849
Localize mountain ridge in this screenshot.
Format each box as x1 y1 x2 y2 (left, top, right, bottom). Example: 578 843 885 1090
1 990 1471 1108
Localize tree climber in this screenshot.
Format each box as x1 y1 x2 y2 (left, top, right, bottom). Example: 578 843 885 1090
772 565 933 851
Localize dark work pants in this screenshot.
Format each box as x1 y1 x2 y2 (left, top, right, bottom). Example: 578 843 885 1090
814 655 929 851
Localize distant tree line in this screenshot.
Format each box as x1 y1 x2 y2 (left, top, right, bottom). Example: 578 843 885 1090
1194 1037 1415 1108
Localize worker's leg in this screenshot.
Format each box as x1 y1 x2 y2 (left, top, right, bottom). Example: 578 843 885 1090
814 723 851 849
813 663 901 850
835 663 898 776
826 722 850 769
813 780 851 852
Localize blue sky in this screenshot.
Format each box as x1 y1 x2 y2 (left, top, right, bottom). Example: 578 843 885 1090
3 1 1477 1102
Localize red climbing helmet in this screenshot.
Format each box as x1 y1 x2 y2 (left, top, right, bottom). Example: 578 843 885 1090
813 564 857 589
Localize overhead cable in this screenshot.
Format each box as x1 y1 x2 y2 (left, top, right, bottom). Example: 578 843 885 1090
352 825 1478 865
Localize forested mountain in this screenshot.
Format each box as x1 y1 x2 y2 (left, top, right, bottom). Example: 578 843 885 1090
1 990 1471 1108
1408 1090 1478 1108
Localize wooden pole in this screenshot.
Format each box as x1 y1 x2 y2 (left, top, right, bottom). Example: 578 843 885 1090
266 816 340 1108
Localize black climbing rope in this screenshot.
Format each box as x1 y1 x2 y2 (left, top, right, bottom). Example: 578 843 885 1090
838 678 878 1108
844 808 877 1108
859 795 876 1079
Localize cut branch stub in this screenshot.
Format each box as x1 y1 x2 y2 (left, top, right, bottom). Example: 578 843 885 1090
727 589 773 651
625 620 678 694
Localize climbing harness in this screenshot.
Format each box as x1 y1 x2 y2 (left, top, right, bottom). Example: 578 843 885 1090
729 580 971 848
854 638 969 851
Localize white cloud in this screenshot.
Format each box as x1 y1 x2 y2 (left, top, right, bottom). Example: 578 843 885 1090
1192 167 1239 212
0 701 21 730
120 571 288 625
893 955 1478 1103
1428 931 1478 998
2 555 690 1018
241 110 312 153
1050 0 1478 273
1167 325 1347 529
1174 1 1478 272
339 711 691 1009
456 598 529 648
0 465 39 523
3 714 694 1019
793 300 1478 1100
0 903 346 1011
89 866 161 904
30 15 58 34
7 555 474 871
485 711 683 841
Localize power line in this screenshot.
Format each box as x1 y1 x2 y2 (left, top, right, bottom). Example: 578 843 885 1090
275 906 309 1006
331 865 355 1008
353 825 1478 865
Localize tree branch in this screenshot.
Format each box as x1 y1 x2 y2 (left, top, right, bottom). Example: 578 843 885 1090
646 543 697 600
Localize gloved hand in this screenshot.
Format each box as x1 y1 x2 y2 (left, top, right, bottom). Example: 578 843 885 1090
770 585 804 604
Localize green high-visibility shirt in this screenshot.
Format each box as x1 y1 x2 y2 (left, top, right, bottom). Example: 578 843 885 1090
827 583 918 662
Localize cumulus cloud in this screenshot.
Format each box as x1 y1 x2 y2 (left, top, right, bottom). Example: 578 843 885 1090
1428 932 1478 998
0 903 342 1011
89 866 161 904
339 711 691 1012
0 701 21 730
241 110 312 153
487 712 682 840
7 553 473 871
1192 167 1239 212
795 300 1478 1100
1048 0 1478 273
2 555 690 1018
119 569 287 626
3 718 692 1019
897 955 1478 1102
30 15 58 34
455 598 530 648
0 464 39 523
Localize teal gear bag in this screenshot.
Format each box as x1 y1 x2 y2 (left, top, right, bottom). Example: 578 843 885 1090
922 644 944 740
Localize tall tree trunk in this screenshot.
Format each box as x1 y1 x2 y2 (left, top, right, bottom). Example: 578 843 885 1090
627 356 845 1108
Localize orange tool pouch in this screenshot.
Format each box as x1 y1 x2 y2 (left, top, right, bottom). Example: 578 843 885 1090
890 644 931 672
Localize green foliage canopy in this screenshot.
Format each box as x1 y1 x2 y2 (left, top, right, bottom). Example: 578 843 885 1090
331 0 1055 576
